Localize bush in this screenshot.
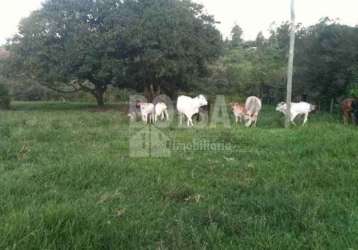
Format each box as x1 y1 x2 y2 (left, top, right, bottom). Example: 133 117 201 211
350 86 358 98
0 83 11 109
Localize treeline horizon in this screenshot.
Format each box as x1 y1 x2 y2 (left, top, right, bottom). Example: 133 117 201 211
214 17 358 109
0 0 357 110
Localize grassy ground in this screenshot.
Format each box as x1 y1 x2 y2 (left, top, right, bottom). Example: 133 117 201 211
0 102 357 249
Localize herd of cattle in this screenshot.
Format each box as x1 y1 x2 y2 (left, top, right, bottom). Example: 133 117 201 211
128 95 358 127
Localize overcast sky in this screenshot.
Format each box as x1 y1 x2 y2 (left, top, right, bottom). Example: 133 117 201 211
1 0 358 45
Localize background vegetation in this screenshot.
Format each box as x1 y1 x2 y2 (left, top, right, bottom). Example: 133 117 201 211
209 19 358 109
0 1 357 110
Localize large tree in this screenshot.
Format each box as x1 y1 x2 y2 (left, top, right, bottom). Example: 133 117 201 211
7 0 129 106
7 0 222 105
230 24 243 48
120 0 223 100
297 19 358 106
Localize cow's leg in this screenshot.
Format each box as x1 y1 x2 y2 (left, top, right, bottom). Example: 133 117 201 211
241 115 245 124
250 113 257 127
343 112 347 124
185 114 190 127
290 113 297 125
245 112 253 127
353 111 358 125
164 110 169 121
179 113 183 125
343 111 351 125
253 114 258 127
187 115 194 127
302 113 308 125
351 112 356 124
347 112 352 124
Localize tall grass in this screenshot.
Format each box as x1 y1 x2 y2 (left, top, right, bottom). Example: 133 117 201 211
0 102 357 249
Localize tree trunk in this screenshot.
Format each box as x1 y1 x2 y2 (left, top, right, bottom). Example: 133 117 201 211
329 98 334 113
95 93 105 107
259 82 264 100
144 83 161 102
93 87 106 107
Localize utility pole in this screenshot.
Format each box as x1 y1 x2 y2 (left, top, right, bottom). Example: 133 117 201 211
285 0 296 128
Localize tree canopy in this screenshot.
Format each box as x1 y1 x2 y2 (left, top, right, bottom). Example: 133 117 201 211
6 0 222 105
202 19 358 109
230 25 243 48
119 0 222 99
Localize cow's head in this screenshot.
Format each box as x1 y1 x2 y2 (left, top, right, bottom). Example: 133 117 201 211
231 103 246 114
243 112 256 127
310 104 316 112
196 94 208 107
135 100 142 109
276 102 287 113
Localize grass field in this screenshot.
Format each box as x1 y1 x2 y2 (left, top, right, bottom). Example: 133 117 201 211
0 101 357 249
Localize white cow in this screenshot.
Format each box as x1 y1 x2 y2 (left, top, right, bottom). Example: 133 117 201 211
137 102 155 124
177 95 208 127
244 96 262 127
276 101 316 125
154 102 169 122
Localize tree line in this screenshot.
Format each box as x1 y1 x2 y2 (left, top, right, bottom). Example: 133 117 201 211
1 0 358 109
208 19 358 109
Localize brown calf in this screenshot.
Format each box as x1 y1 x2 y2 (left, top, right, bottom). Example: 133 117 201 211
230 102 247 123
341 98 357 125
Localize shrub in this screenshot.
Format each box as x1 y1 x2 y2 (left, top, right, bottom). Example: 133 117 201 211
350 86 358 98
